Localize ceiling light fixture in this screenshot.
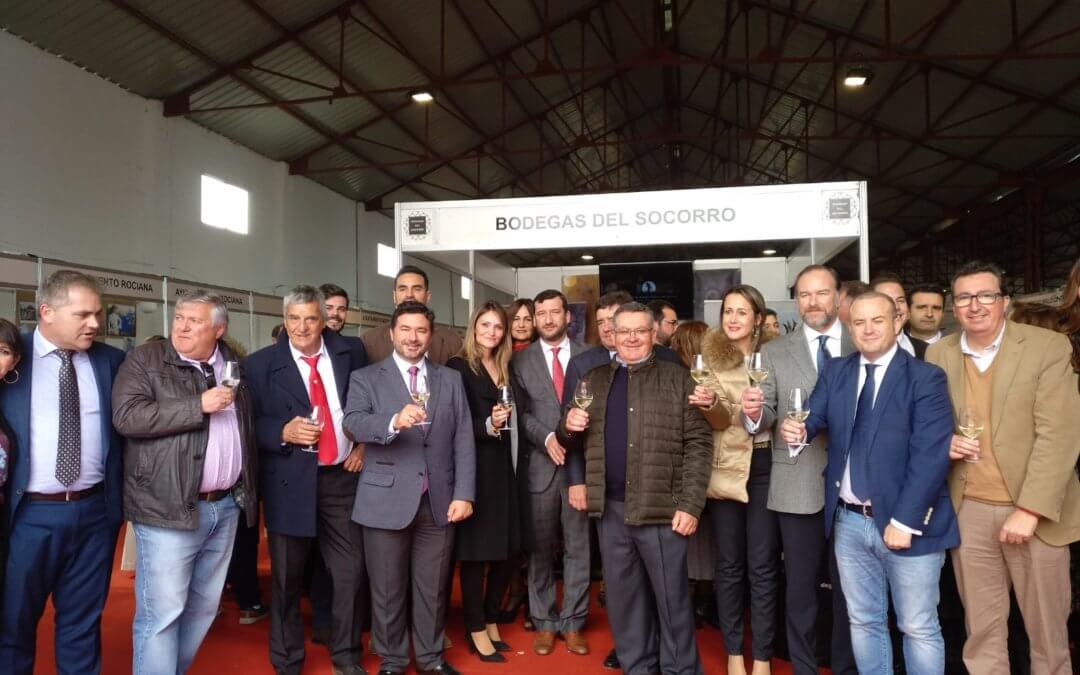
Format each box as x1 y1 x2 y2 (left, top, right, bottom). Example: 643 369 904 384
843 66 873 88
410 91 434 103
581 254 594 261
762 249 777 256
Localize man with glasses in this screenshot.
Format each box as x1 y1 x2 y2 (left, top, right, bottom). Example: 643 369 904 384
559 302 712 675
927 260 1080 674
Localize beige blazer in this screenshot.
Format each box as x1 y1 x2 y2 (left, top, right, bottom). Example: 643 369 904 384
926 321 1080 546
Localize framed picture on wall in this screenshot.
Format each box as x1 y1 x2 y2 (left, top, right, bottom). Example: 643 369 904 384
106 303 136 337
17 300 36 323
567 301 588 343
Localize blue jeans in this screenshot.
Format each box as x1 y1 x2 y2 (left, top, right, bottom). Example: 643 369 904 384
833 507 945 675
133 494 240 675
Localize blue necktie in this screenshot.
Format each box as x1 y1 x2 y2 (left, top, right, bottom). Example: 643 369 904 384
816 335 832 374
849 363 878 502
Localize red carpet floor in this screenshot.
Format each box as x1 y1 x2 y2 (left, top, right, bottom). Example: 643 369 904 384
34 531 819 674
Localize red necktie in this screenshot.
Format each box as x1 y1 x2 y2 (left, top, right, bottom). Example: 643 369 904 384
301 355 338 465
551 346 565 402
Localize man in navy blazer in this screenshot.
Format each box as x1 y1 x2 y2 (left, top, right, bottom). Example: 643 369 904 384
343 300 475 675
782 291 957 675
0 271 125 675
244 286 368 675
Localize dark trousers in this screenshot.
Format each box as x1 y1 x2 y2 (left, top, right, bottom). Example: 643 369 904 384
267 468 366 673
460 559 515 633
775 510 822 674
597 499 703 675
364 493 455 673
226 506 262 608
0 493 119 675
708 448 780 661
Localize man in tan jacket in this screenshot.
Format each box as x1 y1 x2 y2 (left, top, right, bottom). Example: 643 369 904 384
926 260 1080 675
361 265 463 365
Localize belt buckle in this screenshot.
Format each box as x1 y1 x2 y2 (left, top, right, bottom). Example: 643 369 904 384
65 490 73 502
860 504 871 517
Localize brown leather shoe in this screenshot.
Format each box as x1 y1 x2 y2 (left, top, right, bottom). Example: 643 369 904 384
533 630 556 655
563 631 589 655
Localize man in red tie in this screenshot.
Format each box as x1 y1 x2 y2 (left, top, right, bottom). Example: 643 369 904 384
510 289 591 656
243 285 369 675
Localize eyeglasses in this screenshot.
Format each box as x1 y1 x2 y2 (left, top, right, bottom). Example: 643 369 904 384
615 328 652 339
954 292 1003 308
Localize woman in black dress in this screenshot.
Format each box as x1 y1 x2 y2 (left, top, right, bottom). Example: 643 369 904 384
447 301 521 663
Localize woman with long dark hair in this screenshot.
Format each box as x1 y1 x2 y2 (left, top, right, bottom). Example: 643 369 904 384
447 301 522 663
689 285 779 675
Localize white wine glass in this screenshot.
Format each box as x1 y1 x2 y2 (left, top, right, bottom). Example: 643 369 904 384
956 408 983 463
302 404 324 453
411 374 431 426
496 384 514 437
573 379 593 431
747 352 769 386
221 361 240 389
785 387 809 452
690 354 710 385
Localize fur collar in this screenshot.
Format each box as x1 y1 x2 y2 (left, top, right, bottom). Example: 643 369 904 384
701 326 774 371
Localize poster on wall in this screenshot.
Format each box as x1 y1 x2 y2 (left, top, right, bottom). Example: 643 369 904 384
693 269 742 322
567 302 588 343
107 304 136 337
17 301 36 323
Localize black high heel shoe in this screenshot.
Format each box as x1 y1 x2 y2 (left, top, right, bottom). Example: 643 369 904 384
491 639 512 652
466 633 507 663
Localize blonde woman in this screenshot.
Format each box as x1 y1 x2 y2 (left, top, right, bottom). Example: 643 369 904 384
446 301 522 663
689 285 779 675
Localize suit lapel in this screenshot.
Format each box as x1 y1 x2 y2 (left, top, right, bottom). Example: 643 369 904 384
788 326 817 383
326 333 351 404
864 352 905 449
943 338 965 416
88 346 113 450
270 341 311 409
380 358 413 411
839 324 856 356
990 325 1023 437
529 342 557 406
422 362 442 439
839 356 860 450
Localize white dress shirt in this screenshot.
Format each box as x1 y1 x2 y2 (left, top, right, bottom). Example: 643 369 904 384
291 339 350 465
897 332 916 357
542 336 572 380
27 329 104 493
388 351 429 436
804 320 843 373
959 323 1007 373
838 343 920 535
923 331 943 345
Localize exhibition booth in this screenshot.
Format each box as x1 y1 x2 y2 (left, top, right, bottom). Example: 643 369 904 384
396 181 870 335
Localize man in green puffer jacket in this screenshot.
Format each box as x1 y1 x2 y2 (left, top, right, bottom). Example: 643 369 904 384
557 302 712 675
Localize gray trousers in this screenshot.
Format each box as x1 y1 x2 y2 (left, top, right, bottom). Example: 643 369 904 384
597 499 703 675
528 471 592 632
363 494 455 672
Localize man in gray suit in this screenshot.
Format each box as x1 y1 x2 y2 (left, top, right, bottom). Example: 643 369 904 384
342 301 475 675
741 265 857 675
511 289 591 656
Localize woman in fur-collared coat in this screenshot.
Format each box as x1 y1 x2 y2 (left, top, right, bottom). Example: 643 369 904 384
688 284 779 675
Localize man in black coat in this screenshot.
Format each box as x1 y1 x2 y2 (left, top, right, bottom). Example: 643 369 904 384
244 285 368 675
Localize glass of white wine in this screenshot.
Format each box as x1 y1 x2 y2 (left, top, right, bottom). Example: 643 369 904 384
221 361 240 389
785 387 809 452
956 407 983 463
411 374 431 426
690 354 710 385
747 352 769 386
302 404 324 453
496 384 514 437
573 379 593 430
